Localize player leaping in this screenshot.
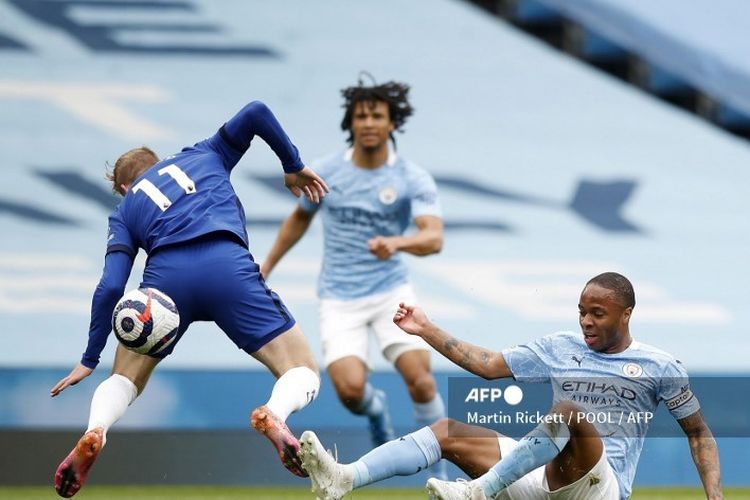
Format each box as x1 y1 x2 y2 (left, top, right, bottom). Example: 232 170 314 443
299 272 722 500
50 100 328 497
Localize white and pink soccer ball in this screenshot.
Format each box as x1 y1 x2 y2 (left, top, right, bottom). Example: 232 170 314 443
112 287 179 355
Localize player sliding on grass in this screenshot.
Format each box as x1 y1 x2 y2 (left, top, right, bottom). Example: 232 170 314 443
299 272 723 500
50 100 328 497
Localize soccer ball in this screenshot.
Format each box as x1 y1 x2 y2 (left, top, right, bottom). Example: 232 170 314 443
112 287 180 355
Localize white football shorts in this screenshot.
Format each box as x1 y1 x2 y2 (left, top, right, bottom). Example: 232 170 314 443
319 283 430 367
493 436 620 500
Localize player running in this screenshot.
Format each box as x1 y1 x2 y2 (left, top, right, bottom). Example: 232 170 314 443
50 100 328 497
262 76 446 455
299 272 723 500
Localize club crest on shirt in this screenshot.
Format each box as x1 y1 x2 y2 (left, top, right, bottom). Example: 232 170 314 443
378 186 398 205
622 362 643 378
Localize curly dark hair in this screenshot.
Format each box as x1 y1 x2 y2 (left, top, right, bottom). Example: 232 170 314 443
340 73 414 147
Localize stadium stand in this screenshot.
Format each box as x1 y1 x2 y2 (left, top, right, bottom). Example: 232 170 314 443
476 0 750 135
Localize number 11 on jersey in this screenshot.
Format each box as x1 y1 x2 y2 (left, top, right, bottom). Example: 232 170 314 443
132 164 197 211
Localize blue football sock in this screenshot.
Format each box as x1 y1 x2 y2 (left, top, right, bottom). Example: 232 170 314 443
478 423 570 497
351 384 394 445
352 383 384 417
413 394 448 479
350 426 441 489
413 393 445 427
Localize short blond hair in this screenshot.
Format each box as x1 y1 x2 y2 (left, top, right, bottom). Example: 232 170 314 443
106 146 159 195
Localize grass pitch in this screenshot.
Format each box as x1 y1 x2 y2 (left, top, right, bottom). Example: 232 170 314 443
1 486 750 499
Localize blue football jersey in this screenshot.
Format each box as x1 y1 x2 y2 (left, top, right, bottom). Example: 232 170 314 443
107 139 247 257
503 332 700 499
107 101 303 257
299 148 441 299
81 101 303 369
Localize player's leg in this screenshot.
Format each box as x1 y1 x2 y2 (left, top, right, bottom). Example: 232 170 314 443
299 418 503 500
93 344 161 435
391 349 449 479
393 350 441 420
375 284 445 428
432 418 503 478
250 323 320 416
375 284 447 474
326 356 368 412
327 355 396 447
320 294 395 446
199 240 320 476
55 242 195 498
544 401 602 490
192 237 321 416
480 400 600 493
245 324 320 478
55 345 160 497
177 237 318 476
427 400 603 500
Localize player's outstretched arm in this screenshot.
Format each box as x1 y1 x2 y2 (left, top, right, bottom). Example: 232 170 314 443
678 410 723 499
284 166 329 204
50 363 93 397
393 303 512 379
83 252 133 359
219 101 328 203
261 206 314 279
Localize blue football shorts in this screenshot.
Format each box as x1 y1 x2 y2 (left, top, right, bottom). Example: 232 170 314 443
139 233 296 358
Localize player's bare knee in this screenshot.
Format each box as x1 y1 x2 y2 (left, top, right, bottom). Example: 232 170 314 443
431 418 479 454
429 417 452 441
432 418 473 458
406 372 437 402
334 380 367 407
542 400 581 440
549 400 582 422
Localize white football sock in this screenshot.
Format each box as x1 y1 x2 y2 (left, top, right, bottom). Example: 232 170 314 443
86 374 138 446
265 366 320 421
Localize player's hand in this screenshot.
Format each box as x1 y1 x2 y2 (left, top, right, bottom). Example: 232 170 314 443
393 302 431 336
284 166 329 204
50 363 93 397
368 236 400 260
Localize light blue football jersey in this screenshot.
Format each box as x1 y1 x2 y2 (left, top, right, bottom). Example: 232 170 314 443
502 332 700 499
300 149 441 299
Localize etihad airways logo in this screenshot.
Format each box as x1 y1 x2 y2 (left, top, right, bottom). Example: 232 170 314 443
561 380 637 401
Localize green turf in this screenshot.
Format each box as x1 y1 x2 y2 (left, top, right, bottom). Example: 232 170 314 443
1 486 749 499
